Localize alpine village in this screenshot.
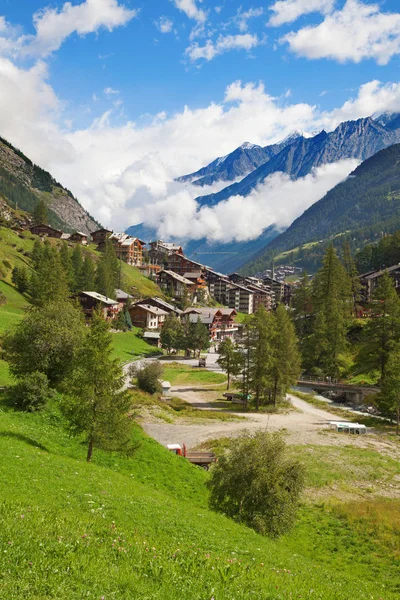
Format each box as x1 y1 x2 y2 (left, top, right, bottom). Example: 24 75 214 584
2 2 400 600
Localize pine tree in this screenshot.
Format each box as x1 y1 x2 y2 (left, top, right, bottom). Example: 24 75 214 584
95 241 119 298
217 337 242 389
31 238 44 270
71 244 84 292
291 271 313 366
343 241 361 317
80 253 96 291
33 198 48 225
247 307 274 410
363 271 400 382
60 242 74 291
380 345 400 434
160 314 183 354
11 266 29 293
309 245 352 377
29 242 69 306
270 305 301 405
61 313 134 462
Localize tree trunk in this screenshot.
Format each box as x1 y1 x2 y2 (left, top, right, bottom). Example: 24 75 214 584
227 370 230 390
87 438 94 462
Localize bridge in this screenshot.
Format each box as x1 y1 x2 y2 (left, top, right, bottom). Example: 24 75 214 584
296 377 380 404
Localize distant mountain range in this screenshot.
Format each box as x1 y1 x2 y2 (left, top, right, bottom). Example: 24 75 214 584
128 112 400 273
243 143 400 274
0 135 99 234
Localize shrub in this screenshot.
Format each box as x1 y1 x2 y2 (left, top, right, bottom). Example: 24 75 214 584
6 371 55 412
2 259 11 270
207 431 305 538
133 361 164 394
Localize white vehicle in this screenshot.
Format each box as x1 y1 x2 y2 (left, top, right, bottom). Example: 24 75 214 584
329 421 367 434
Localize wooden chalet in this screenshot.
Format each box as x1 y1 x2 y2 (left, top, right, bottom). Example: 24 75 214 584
70 231 88 244
158 270 195 298
136 297 183 317
77 291 119 320
91 228 112 249
147 240 184 265
30 224 62 239
183 307 238 341
129 303 168 329
167 252 205 276
109 233 144 266
183 271 208 290
360 264 400 302
114 289 134 309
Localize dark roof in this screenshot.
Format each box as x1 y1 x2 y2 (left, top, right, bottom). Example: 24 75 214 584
364 264 400 280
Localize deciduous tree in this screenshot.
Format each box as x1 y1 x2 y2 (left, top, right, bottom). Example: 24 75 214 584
217 337 242 389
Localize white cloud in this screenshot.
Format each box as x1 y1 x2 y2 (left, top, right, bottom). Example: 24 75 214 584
172 0 207 23
104 87 120 95
186 33 262 62
0 0 137 58
155 16 174 34
269 0 335 27
236 7 264 33
282 0 400 65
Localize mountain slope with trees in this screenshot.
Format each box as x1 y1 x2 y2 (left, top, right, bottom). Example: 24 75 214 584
0 135 99 234
244 143 400 274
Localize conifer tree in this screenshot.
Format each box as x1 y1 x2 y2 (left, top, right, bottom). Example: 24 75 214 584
309 245 352 377
217 337 242 389
59 242 74 291
292 271 313 365
61 312 134 462
160 314 183 354
95 241 119 298
381 345 400 434
80 253 96 291
71 244 84 292
269 305 301 405
363 271 400 382
31 238 44 270
247 307 274 410
11 266 29 293
343 241 361 317
33 198 48 225
29 242 69 306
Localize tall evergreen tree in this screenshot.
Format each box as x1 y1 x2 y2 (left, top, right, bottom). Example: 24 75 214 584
31 238 44 270
160 314 183 354
61 313 134 462
80 253 96 291
363 271 400 382
343 241 361 317
33 198 48 225
95 241 119 298
71 244 84 292
60 242 74 291
291 271 313 365
309 245 352 377
217 338 243 389
29 242 69 306
247 307 274 410
380 345 400 434
270 305 301 405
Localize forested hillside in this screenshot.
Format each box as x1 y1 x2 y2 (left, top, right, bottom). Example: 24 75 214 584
244 143 400 274
0 135 99 234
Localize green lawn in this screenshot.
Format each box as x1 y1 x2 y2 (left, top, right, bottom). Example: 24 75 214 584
0 403 398 599
120 262 164 299
0 280 28 333
161 362 227 386
111 328 160 363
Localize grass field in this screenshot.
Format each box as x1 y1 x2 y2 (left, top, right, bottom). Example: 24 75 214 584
111 328 160 363
0 279 28 333
161 362 227 386
1 402 399 599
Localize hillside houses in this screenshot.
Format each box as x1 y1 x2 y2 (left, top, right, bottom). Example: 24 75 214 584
158 270 195 299
359 264 400 302
109 233 144 266
183 308 238 342
129 303 168 330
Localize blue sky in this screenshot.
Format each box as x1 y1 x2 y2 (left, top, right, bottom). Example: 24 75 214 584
1 0 400 238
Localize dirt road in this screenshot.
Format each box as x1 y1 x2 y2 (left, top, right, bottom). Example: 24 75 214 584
141 387 398 456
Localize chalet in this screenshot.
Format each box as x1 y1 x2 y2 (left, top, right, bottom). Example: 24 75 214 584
183 307 238 341
143 331 161 347
91 228 112 249
183 272 208 290
114 289 134 309
158 270 195 298
147 240 184 265
129 303 168 329
137 263 162 278
77 291 119 320
30 224 62 239
360 264 400 302
137 297 183 317
70 231 88 244
225 283 254 314
167 252 205 276
60 233 71 240
109 233 144 266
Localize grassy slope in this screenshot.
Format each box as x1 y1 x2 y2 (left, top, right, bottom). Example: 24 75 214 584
0 405 398 599
111 328 159 363
161 362 226 386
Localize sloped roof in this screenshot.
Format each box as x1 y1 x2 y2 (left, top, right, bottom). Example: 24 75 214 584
81 291 118 305
135 303 168 316
160 270 195 285
364 264 400 280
